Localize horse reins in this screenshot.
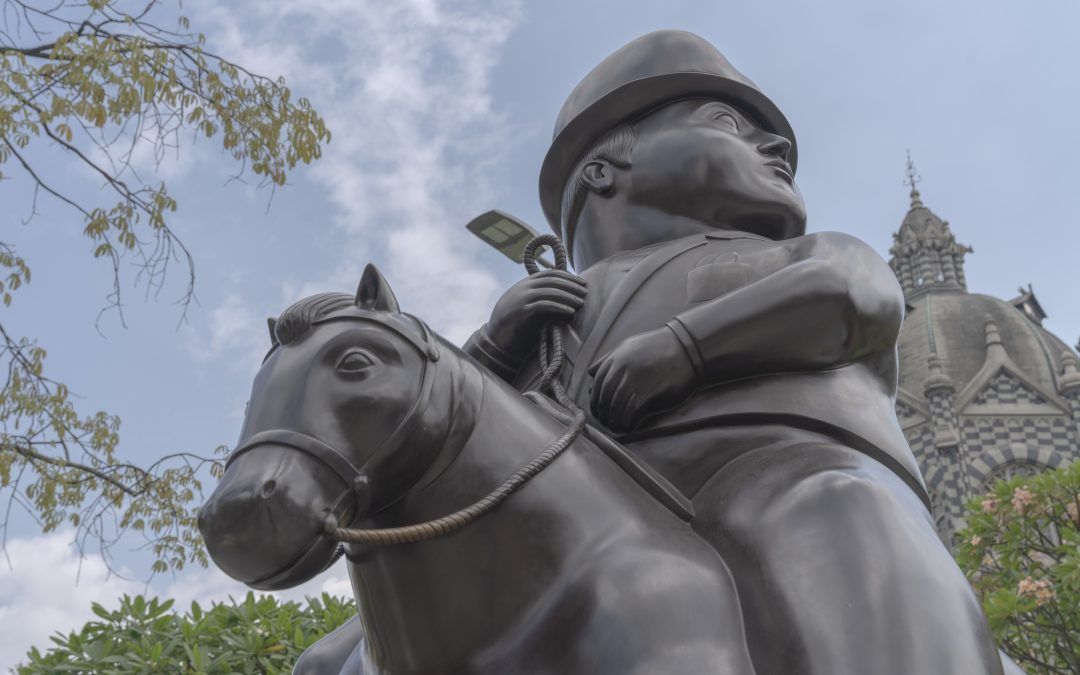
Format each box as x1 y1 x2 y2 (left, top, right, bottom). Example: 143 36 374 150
322 234 585 547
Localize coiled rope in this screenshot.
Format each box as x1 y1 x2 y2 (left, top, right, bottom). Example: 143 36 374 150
327 234 585 546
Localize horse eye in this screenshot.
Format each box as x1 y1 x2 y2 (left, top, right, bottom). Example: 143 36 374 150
337 350 375 373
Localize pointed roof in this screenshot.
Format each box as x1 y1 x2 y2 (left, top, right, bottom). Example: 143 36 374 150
893 176 964 256
888 154 973 298
954 319 1069 414
1008 284 1048 325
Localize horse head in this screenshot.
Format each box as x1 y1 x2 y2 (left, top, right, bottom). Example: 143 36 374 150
198 264 453 589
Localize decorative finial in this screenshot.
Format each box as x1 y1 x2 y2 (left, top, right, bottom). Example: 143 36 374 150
1060 351 1080 393
904 150 923 208
923 354 954 393
984 319 1002 347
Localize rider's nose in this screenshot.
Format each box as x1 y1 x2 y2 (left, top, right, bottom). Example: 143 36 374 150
758 133 791 160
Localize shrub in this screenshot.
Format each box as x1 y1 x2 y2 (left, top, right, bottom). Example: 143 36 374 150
17 592 356 674
956 461 1080 674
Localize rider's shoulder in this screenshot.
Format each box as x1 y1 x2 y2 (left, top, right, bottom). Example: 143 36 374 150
791 231 883 260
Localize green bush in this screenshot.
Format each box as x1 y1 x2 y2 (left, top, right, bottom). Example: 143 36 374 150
17 592 357 674
956 461 1080 674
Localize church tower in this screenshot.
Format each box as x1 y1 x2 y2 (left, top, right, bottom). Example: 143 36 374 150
889 154 973 298
889 156 1080 546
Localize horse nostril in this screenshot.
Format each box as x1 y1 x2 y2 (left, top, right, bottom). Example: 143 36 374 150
261 480 277 498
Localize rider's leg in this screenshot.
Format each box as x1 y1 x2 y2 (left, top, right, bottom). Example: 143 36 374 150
692 441 1004 675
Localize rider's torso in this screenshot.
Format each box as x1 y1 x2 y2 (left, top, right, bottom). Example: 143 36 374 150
513 231 929 503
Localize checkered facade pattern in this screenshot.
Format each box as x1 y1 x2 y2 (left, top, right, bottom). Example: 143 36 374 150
900 406 1077 546
971 372 1051 408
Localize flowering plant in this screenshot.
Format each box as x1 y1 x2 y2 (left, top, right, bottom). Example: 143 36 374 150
956 461 1080 673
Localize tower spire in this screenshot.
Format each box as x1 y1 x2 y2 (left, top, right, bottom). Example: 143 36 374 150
888 154 972 298
904 150 923 208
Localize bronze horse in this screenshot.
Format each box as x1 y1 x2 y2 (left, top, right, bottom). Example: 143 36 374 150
198 265 758 674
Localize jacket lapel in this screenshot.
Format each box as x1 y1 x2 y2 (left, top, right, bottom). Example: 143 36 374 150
567 235 708 400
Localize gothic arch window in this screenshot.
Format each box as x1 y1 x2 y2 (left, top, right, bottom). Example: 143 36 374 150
983 459 1043 491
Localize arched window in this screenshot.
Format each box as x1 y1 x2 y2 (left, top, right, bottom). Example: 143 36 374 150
985 459 1043 489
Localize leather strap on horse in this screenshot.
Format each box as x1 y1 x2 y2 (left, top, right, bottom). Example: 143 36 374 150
326 234 586 546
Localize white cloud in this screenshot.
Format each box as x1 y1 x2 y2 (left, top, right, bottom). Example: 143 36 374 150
182 291 266 367
0 530 143 672
183 0 523 369
0 530 351 672
195 0 524 345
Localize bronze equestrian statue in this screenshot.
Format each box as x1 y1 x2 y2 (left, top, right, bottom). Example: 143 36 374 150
464 30 1017 674
199 29 1024 674
199 265 758 673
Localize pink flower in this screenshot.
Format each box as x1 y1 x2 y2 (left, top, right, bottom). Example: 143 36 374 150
1011 487 1034 512
1017 577 1055 606
1035 584 1056 606
970 535 981 546
982 497 999 513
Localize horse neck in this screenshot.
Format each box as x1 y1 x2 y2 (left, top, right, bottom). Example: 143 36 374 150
346 359 654 672
397 348 576 499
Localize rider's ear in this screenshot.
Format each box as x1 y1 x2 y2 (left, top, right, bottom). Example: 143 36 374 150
356 264 401 313
581 159 616 197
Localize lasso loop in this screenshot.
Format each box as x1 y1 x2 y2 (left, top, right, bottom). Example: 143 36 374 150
328 234 584 547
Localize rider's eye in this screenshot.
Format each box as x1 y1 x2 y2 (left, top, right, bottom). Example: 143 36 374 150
713 112 738 130
337 350 375 373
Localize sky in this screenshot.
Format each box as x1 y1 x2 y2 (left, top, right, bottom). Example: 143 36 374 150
2 0 1079 668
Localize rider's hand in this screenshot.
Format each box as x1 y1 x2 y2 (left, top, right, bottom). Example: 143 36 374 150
587 326 699 433
485 269 587 359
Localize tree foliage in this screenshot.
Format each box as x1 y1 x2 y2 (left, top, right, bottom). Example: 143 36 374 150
0 0 329 575
16 592 357 674
956 462 1080 674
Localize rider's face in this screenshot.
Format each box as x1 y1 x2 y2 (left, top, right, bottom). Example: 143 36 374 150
624 99 806 240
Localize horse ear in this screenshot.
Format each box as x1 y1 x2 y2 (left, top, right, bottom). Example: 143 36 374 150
267 317 279 346
356 263 400 312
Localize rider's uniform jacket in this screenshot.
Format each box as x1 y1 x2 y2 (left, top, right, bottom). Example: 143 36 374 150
464 229 930 506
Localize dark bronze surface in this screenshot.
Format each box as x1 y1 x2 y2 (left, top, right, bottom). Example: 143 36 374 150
201 266 757 673
200 29 1021 674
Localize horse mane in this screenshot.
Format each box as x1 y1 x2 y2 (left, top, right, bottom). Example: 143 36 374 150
272 292 429 349
274 293 355 345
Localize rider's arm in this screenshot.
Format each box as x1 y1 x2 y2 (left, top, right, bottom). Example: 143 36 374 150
462 326 524 383
463 268 587 384
667 231 904 385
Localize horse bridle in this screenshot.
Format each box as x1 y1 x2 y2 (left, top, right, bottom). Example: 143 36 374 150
226 235 583 576
223 309 442 586
226 309 440 485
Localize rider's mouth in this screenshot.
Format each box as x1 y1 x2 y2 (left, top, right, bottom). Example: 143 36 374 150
765 160 794 185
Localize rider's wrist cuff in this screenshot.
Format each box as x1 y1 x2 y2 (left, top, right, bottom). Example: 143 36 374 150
464 326 523 382
666 319 705 383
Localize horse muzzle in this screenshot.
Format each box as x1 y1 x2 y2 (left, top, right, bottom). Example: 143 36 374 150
198 436 356 589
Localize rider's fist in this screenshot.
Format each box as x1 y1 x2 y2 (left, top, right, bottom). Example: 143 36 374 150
588 326 699 434
485 269 587 359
